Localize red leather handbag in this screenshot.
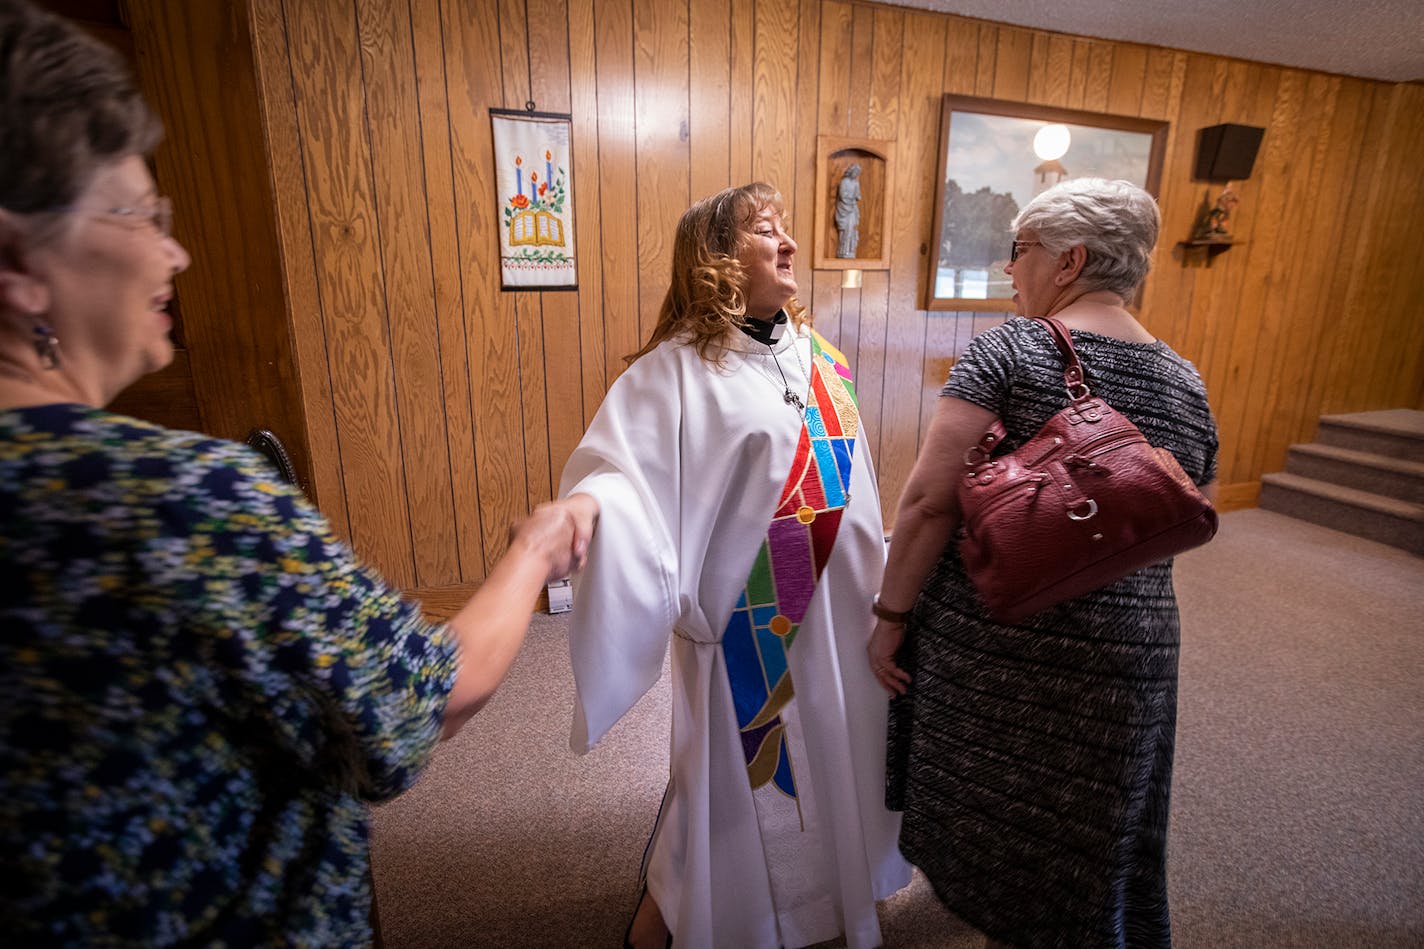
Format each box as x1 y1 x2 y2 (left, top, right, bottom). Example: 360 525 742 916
956 317 1218 623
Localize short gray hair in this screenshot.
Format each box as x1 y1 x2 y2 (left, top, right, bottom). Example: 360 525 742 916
1011 178 1160 298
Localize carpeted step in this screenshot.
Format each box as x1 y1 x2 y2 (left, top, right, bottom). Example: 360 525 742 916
1259 471 1424 554
1317 410 1424 462
1284 443 1424 503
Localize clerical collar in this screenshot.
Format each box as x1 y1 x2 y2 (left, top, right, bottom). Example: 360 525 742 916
739 310 789 345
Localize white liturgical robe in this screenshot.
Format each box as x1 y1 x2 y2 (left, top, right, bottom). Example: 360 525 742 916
559 325 910 949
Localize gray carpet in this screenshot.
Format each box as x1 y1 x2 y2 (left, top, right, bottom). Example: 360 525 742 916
370 509 1424 947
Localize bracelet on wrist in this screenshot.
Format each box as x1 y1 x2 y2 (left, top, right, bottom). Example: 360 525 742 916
871 595 911 623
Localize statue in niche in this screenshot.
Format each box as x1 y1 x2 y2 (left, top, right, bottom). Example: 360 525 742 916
834 163 862 258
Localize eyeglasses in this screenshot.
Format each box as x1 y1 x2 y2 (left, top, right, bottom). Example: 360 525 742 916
1009 240 1041 262
47 195 174 238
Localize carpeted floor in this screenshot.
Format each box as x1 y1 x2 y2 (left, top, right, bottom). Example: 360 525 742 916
370 509 1424 947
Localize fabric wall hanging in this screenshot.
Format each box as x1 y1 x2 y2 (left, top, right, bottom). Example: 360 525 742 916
490 109 577 291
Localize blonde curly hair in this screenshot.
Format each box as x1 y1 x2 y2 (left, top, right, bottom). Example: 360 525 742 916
628 182 808 366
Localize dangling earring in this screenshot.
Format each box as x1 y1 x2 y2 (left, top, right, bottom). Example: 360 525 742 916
32 324 60 369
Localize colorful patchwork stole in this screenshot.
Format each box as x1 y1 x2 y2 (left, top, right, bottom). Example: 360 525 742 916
720 331 860 800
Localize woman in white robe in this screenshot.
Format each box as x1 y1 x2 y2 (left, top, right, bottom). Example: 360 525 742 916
558 183 909 949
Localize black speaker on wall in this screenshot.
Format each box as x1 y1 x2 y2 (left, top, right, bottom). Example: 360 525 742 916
1194 124 1265 181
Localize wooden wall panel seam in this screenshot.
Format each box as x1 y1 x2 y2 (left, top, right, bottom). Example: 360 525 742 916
528 0 583 503
875 11 948 514
792 0 822 302
350 1 417 578
867 6 902 142
1248 73 1342 478
255 0 356 543
354 0 465 586
492 0 547 514
593 0 639 384
408 0 485 580
687 0 733 202
442 0 529 566
568 0 609 437
285 0 421 584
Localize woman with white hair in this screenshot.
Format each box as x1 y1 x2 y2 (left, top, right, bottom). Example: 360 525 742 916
867 178 1218 947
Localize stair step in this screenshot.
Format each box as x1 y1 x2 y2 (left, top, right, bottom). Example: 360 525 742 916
1317 410 1424 462
1285 443 1424 503
1259 472 1424 554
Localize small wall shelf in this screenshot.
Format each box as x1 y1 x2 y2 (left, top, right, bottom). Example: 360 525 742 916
1176 239 1237 266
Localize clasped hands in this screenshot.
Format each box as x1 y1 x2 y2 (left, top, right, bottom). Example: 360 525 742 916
516 494 914 697
508 492 601 583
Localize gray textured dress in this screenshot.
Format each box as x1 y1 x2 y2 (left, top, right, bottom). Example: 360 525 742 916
887 317 1218 949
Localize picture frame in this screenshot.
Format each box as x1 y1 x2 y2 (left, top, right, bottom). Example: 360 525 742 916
925 96 1167 311
490 108 578 291
813 135 894 271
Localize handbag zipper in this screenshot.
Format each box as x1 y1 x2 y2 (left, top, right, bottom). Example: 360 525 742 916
963 426 1151 523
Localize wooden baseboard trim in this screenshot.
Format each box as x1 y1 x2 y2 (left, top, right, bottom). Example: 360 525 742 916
1216 480 1260 512
404 581 550 622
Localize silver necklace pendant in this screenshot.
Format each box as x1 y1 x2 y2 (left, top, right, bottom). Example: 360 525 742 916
759 336 807 412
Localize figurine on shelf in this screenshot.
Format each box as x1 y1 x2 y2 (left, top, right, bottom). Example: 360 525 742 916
1194 184 1240 241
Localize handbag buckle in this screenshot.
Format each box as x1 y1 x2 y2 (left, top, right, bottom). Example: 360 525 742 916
1066 398 1103 423
964 429 1000 466
1066 498 1098 521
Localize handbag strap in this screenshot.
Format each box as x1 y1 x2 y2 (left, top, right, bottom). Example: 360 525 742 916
964 317 1092 468
1033 317 1091 402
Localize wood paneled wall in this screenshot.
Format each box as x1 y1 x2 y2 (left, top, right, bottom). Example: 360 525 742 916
126 0 316 492
242 0 1424 590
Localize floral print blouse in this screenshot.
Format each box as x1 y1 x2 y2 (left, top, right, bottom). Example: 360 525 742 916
0 404 458 946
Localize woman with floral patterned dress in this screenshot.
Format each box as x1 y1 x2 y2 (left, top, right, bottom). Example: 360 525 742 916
0 1 578 943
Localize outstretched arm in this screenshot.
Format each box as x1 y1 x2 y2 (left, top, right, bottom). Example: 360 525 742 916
440 502 580 737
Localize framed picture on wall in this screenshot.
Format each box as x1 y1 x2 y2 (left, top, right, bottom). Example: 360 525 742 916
925 95 1167 311
490 109 578 291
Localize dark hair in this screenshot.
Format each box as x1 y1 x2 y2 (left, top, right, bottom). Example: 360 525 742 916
0 0 162 213
627 182 808 366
